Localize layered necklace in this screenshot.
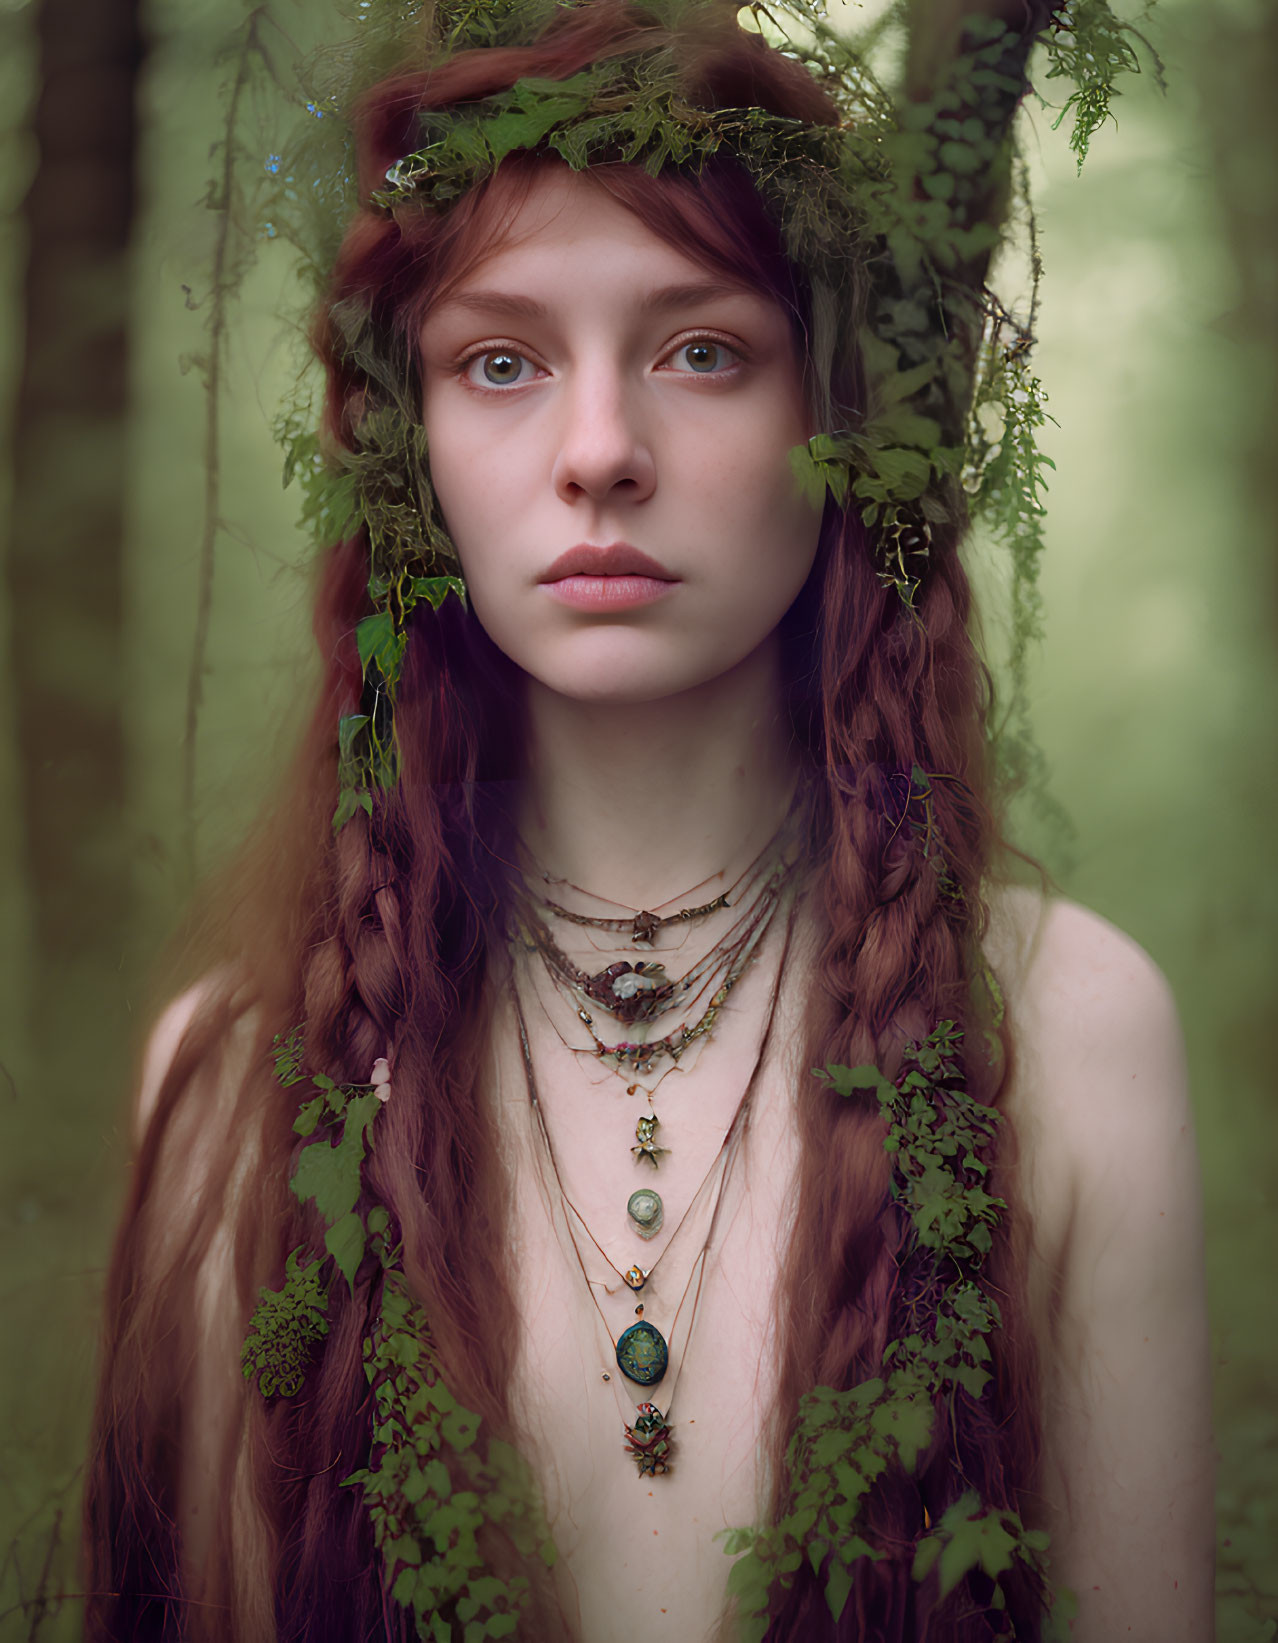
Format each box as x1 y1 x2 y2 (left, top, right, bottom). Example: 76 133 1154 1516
510 806 801 1477
514 802 804 1181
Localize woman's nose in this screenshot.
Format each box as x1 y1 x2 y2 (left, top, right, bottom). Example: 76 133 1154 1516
550 367 657 506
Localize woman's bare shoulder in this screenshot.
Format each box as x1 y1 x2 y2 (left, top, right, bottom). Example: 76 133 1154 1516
136 983 212 1139
981 881 1197 1282
984 880 1175 1015
134 970 258 1145
982 895 1214 1632
983 880 1187 1139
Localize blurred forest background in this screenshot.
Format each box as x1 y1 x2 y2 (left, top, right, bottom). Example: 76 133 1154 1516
0 0 1273 1635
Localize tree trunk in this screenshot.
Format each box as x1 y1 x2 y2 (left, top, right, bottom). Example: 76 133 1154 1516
4 0 143 1044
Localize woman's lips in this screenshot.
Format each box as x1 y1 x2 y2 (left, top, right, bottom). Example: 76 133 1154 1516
543 574 678 611
539 543 679 611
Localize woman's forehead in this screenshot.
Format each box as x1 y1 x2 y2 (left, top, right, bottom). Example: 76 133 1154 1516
427 166 778 323
447 168 713 285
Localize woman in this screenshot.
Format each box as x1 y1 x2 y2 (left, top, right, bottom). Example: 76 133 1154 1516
84 1 1215 1639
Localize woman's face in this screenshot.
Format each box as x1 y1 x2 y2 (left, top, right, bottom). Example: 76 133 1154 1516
419 166 823 707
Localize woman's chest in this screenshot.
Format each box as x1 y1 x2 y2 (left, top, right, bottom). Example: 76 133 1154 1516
494 1006 802 1643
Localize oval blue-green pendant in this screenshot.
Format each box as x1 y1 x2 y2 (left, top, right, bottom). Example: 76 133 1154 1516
615 1320 669 1386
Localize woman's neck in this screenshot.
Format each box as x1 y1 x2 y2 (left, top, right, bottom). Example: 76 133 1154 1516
518 639 801 912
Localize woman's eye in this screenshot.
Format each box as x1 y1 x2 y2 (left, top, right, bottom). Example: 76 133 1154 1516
666 339 738 375
464 349 536 388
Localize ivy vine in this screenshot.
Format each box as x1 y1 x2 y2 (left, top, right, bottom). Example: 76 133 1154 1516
241 1032 552 1640
720 1021 1077 1639
344 1257 555 1641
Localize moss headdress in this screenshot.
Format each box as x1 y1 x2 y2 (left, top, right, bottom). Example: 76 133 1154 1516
247 0 1158 834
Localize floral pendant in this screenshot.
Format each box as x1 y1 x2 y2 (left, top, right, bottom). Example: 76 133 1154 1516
624 1402 673 1476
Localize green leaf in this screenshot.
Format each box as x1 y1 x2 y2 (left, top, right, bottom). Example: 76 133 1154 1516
356 610 395 676
241 1247 330 1399
869 1393 934 1472
324 1211 366 1292
951 1360 992 1398
338 714 369 758
846 1376 885 1407
789 441 832 508
422 1457 452 1499
408 574 467 611
864 409 943 450
332 785 364 833
726 1549 771 1609
920 169 955 201
877 357 938 406
442 1405 482 1451
937 139 982 176
916 1493 1023 1599
1042 1581 1080 1643
290 1090 382 1224
833 1461 869 1504
912 1531 942 1582
385 1532 423 1569
817 1062 894 1100
272 1031 306 1086
293 1096 325 1137
824 1557 853 1621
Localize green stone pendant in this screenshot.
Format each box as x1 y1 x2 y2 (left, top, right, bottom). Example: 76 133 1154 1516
616 1319 669 1386
627 1187 663 1240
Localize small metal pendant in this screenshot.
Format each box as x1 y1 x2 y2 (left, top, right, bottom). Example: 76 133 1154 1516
631 1112 668 1168
616 1319 669 1386
627 1187 663 1240
624 1402 673 1476
622 1264 647 1291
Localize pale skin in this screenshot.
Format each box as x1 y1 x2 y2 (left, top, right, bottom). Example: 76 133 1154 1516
143 167 1215 1640
418 168 1217 1638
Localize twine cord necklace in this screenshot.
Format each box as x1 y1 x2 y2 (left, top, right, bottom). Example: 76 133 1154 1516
526 797 802 948
511 900 795 1476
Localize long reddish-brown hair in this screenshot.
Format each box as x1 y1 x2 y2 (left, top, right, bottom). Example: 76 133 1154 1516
85 4 1045 1639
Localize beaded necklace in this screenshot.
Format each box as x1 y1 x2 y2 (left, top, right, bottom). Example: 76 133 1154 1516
522 872 787 1077
522 851 791 1033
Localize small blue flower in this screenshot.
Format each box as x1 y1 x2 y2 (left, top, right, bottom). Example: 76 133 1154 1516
264 153 282 175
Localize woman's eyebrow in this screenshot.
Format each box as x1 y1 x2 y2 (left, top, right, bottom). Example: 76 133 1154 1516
438 290 549 322
642 279 755 312
436 279 756 323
